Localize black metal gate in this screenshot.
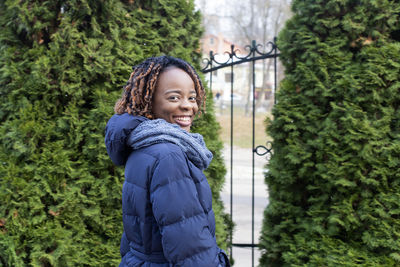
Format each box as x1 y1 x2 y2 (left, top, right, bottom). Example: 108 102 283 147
201 39 279 267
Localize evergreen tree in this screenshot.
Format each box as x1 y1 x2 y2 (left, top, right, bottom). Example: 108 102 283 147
0 0 229 266
259 0 400 266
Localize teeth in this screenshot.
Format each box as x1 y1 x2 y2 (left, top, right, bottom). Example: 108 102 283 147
176 117 190 122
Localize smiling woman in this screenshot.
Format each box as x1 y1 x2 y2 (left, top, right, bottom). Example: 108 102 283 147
152 67 199 132
114 56 205 121
105 56 230 267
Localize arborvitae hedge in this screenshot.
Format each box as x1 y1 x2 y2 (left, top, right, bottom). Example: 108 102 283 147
259 0 400 266
0 1 229 266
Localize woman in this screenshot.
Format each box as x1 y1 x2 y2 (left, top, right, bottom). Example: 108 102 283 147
105 56 230 266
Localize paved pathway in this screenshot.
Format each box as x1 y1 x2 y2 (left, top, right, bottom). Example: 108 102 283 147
221 146 269 267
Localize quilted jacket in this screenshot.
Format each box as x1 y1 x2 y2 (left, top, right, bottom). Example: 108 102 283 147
105 113 229 267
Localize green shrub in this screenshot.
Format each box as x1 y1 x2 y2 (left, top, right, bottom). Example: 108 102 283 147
0 0 229 266
259 0 400 266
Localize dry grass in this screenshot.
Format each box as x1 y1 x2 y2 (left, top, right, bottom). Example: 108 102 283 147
215 106 272 148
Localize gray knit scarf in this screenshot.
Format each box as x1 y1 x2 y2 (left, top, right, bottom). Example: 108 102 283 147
127 119 213 170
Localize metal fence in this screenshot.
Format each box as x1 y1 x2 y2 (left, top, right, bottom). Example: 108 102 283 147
202 39 279 267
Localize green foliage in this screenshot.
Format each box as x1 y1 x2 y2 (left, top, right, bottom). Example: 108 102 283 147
0 0 229 266
259 0 400 266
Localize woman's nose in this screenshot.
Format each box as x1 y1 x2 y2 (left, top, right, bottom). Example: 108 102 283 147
180 99 193 110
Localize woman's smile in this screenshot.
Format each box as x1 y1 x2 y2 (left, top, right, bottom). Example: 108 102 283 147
174 115 193 128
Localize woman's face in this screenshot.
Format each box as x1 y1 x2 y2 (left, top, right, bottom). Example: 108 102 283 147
152 67 199 132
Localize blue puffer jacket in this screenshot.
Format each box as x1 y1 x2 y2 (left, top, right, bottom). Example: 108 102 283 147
105 113 229 267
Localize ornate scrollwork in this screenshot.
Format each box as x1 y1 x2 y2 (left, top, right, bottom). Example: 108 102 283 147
201 39 278 73
254 141 273 160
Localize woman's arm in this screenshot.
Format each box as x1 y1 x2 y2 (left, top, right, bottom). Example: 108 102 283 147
149 150 227 266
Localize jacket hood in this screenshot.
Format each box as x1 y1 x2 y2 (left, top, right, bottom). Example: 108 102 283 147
105 113 147 166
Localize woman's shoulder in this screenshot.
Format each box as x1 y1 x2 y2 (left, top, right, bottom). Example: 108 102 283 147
125 142 188 185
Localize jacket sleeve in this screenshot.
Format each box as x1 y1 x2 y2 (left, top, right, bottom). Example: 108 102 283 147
120 231 129 257
149 150 228 267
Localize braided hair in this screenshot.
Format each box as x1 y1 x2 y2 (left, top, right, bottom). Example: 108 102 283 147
114 56 206 119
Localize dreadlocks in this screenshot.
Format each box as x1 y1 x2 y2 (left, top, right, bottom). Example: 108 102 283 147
114 56 206 119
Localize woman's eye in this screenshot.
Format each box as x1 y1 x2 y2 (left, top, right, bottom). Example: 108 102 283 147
168 96 179 101
189 96 197 101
